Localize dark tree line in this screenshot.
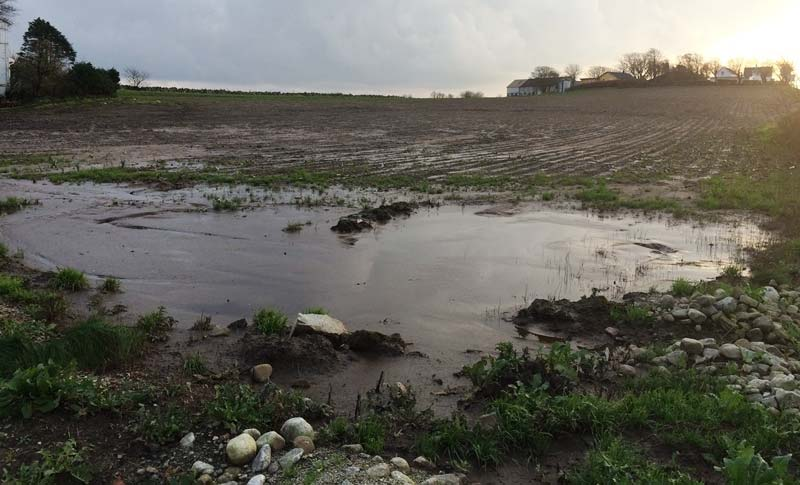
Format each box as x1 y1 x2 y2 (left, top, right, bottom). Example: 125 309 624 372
7 18 120 100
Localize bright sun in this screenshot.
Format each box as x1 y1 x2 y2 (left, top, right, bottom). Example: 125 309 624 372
708 3 800 70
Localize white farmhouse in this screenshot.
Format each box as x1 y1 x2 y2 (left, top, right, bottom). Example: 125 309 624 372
714 67 739 84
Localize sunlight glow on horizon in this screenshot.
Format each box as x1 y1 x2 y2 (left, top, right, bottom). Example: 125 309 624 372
706 3 800 72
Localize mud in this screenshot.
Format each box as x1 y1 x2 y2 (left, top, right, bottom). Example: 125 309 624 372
331 202 418 234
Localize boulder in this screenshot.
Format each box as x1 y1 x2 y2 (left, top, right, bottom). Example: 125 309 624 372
280 417 314 442
243 428 261 440
227 433 258 466
246 475 266 485
716 297 738 314
367 463 392 479
390 457 411 473
719 344 743 361
421 475 466 485
256 431 285 451
342 444 364 454
753 316 775 332
659 295 676 309
688 309 707 324
412 456 436 471
776 389 800 409
180 432 195 448
391 470 416 485
740 294 760 308
191 461 215 476
252 364 273 383
679 338 704 356
295 313 348 337
694 295 716 307
293 436 315 454
763 286 780 303
250 444 272 473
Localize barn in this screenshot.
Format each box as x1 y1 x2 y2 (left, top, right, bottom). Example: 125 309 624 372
507 77 573 96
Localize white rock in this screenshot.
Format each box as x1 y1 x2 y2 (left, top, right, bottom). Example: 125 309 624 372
250 443 272 472
390 457 411 473
180 432 195 448
763 287 780 303
421 475 465 485
295 313 348 336
191 461 214 476
392 470 416 485
252 364 273 383
280 417 314 442
367 463 392 478
278 448 304 469
246 475 266 485
772 374 797 390
226 433 258 466
716 297 738 314
719 344 742 360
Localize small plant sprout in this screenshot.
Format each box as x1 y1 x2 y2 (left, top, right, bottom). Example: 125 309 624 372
99 277 121 293
282 221 304 233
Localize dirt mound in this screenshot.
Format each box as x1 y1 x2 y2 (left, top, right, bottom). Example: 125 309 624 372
239 332 343 374
331 202 417 233
516 296 612 325
344 330 407 356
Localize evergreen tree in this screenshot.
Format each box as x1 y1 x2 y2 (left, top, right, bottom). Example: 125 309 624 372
10 18 76 98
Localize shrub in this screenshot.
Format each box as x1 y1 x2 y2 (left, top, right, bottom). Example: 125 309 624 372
671 278 695 298
0 362 97 419
205 383 272 432
576 181 619 208
99 277 121 293
51 268 88 292
1 439 93 485
136 404 192 445
136 307 175 342
317 416 356 446
356 414 388 455
66 62 120 96
719 440 793 485
182 353 208 375
253 308 288 335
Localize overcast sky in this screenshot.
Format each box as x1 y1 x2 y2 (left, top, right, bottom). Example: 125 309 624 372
5 0 798 96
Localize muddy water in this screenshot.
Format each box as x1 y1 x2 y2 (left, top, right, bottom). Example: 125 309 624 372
1 179 767 352
0 179 769 410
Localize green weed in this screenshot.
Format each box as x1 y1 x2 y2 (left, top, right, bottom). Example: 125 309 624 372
254 307 288 335
0 197 35 215
610 304 654 326
205 383 272 432
136 307 175 342
416 414 501 469
355 414 388 455
720 440 793 485
282 222 304 233
211 196 243 211
136 404 192 445
51 268 89 292
671 278 695 298
1 439 93 485
182 353 208 375
303 307 328 315
99 277 121 293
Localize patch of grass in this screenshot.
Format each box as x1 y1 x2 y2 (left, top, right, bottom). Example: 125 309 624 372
0 361 99 419
205 383 272 432
576 181 619 207
0 275 67 322
182 353 208 375
1 439 93 485
0 243 7 258
99 277 121 293
0 197 35 215
136 306 175 342
51 268 89 292
416 414 501 469
541 191 555 201
282 221 304 233
443 174 512 190
610 304 654 326
317 416 356 446
303 307 328 315
211 196 243 211
191 314 213 331
568 435 701 484
253 307 288 335
671 278 695 298
355 414 388 455
720 440 793 485
136 404 192 445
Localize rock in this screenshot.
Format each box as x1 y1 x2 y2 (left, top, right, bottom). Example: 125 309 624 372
605 326 620 337
295 313 349 336
179 432 195 448
696 347 720 364
753 316 775 332
251 443 272 472
740 294 760 308
243 428 261 440
688 309 707 324
293 436 315 454
478 412 498 429
209 325 231 337
267 461 280 474
680 338 704 355
659 294 676 309
788 305 799 316
226 433 258 466
421 475 465 485
664 350 688 368
345 466 361 475
716 297 738 314
367 463 392 478
662 313 675 323
412 456 436 471
390 457 411 473
746 328 764 341
197 474 214 484
694 295 716 307
714 288 728 300
280 417 314 442
252 364 273 383
672 309 689 319
719 344 743 361
344 330 407 356
278 448 304 469
342 444 364 454
776 389 800 409
763 287 780 303
392 470 416 485
772 375 797 390
228 318 248 330
246 475 266 485
257 431 285 451
371 455 385 463
192 461 215 476
619 364 637 376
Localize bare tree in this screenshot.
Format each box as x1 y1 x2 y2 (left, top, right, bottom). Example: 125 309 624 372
702 59 722 79
531 66 560 79
124 67 150 88
430 91 449 99
643 48 668 79
618 53 647 80
564 64 581 81
0 0 15 25
676 53 705 76
776 60 796 85
460 90 484 99
728 58 744 81
587 66 610 78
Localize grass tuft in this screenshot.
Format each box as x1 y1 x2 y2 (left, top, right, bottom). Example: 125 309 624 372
52 268 89 292
99 277 122 293
254 307 288 335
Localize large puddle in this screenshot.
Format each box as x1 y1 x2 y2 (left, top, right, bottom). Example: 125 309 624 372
0 179 768 362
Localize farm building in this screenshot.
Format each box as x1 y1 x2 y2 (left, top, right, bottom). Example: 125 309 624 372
598 71 635 82
743 66 774 84
0 19 8 97
507 77 573 96
714 67 739 84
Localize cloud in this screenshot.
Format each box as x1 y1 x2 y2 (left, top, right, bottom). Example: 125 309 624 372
5 0 796 95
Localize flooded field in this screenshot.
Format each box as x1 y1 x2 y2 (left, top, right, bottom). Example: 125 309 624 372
0 179 767 361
